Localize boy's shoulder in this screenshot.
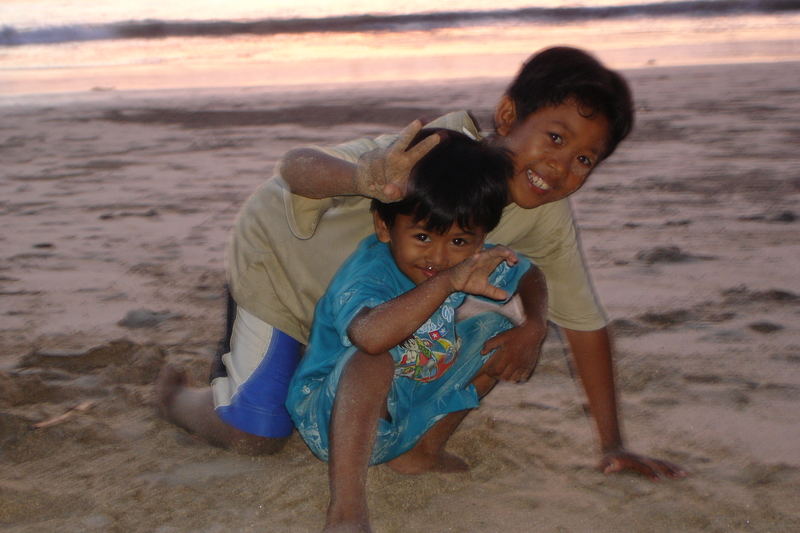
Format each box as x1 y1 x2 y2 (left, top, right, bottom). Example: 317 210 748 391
325 235 411 298
339 234 393 274
425 111 481 140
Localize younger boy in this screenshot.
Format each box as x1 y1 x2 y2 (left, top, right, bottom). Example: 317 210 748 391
285 130 546 531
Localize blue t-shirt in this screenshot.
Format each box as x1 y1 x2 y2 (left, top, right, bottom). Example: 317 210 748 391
298 234 529 384
287 234 531 463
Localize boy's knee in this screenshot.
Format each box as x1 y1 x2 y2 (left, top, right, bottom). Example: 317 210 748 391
350 350 395 375
340 351 394 399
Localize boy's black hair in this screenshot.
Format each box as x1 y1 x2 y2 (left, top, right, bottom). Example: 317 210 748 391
372 128 511 234
505 46 634 160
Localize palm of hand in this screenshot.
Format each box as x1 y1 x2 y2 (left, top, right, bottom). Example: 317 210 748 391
450 248 515 300
355 120 440 202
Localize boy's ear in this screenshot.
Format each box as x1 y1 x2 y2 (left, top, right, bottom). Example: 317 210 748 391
494 95 518 137
373 211 392 243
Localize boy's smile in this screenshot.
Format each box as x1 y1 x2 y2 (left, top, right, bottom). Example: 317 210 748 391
374 213 486 285
495 97 610 209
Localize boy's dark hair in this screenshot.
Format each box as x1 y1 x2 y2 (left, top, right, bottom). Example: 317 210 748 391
372 129 511 234
505 46 634 160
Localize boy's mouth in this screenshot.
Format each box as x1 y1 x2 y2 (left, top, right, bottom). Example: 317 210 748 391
526 169 552 192
421 266 438 278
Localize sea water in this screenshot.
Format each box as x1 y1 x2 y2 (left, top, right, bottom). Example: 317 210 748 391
1 0 799 95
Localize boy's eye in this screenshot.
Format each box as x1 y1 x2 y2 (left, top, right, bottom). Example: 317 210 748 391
414 233 431 243
451 238 469 246
578 155 594 168
549 133 563 145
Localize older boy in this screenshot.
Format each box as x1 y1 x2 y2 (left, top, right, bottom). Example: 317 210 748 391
277 47 683 479
287 131 543 531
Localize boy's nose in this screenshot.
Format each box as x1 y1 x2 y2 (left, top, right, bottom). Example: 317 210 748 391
426 243 449 269
547 156 565 177
547 151 571 178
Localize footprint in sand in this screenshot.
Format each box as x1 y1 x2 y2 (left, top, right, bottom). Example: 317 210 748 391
722 286 799 305
20 339 166 385
636 246 715 264
638 308 697 327
748 321 784 333
117 308 181 328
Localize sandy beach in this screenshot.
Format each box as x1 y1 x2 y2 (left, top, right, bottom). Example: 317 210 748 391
1 60 799 532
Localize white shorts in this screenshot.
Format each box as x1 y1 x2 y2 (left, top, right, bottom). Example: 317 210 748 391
211 307 301 437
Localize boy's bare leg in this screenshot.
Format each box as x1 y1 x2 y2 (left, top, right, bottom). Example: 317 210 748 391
386 372 498 475
155 364 287 456
326 350 394 533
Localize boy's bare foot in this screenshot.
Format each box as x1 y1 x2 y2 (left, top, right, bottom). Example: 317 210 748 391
386 448 469 475
155 363 187 421
154 363 287 455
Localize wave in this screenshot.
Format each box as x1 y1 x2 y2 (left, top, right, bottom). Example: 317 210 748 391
3 0 799 47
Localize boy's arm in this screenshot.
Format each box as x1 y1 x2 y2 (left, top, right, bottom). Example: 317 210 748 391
279 148 361 199
480 266 549 382
348 247 517 355
562 327 688 480
280 120 439 202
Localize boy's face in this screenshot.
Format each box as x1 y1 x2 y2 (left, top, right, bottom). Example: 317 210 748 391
495 97 610 209
374 213 486 285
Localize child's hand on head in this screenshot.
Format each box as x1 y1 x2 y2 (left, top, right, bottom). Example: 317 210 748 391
355 120 440 202
447 246 518 300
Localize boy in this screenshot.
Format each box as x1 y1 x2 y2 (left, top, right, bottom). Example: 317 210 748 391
286 131 545 531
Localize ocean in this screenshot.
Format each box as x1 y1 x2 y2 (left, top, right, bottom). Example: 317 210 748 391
2 0 800 95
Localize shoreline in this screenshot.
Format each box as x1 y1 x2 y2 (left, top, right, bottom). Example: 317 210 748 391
2 57 798 105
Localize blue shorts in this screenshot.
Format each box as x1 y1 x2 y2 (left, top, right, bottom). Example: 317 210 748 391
287 312 513 465
211 307 301 438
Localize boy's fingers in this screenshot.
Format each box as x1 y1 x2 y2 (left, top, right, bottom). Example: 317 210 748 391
405 131 440 161
476 249 516 278
488 287 510 301
481 336 499 355
485 245 517 265
381 183 404 202
393 119 424 152
498 360 524 382
500 247 518 264
470 280 508 301
600 451 687 481
476 246 510 264
515 367 534 383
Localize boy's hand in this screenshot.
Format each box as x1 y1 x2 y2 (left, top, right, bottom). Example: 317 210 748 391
481 319 546 382
354 120 440 202
600 449 687 481
447 246 518 300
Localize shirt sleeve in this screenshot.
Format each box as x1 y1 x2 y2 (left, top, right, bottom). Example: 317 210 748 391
330 273 396 347
506 200 607 331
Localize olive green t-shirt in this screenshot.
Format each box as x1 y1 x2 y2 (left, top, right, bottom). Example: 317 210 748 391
227 111 606 344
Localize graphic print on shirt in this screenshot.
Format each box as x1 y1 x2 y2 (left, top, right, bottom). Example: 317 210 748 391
395 307 461 382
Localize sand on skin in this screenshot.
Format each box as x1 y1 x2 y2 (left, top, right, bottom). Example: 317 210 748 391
1 61 799 532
